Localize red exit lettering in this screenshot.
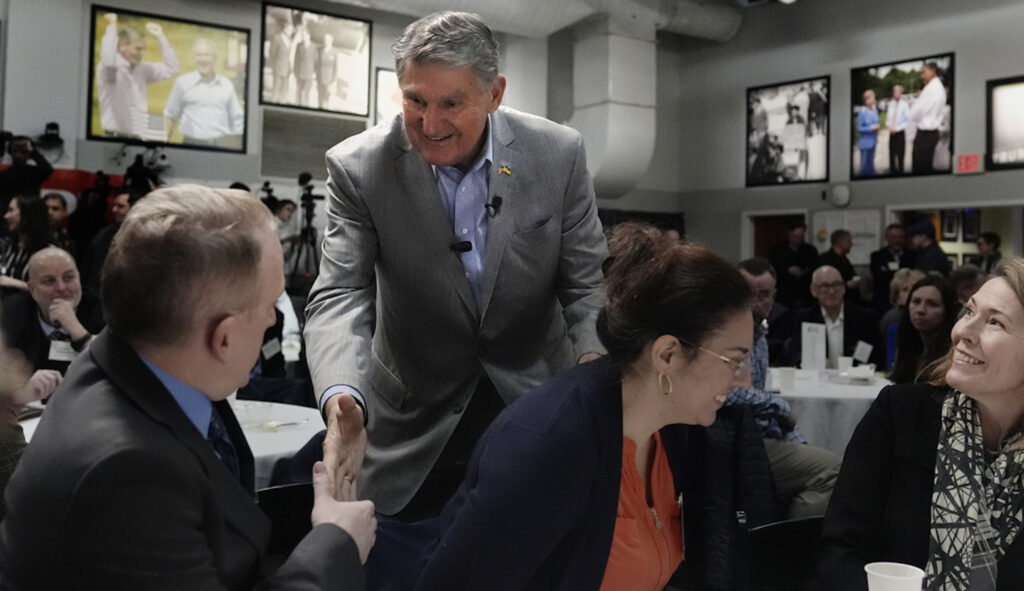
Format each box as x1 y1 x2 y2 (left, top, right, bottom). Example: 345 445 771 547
957 154 980 174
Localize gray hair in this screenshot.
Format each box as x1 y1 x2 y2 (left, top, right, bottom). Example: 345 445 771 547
391 11 500 89
102 184 274 347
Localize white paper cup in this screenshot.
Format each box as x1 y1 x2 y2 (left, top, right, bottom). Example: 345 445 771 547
838 356 854 372
865 562 924 591
777 367 796 391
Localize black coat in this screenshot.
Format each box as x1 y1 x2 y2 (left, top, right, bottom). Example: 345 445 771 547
819 384 1024 590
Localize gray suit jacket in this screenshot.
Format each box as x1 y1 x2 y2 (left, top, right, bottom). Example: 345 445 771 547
305 106 607 515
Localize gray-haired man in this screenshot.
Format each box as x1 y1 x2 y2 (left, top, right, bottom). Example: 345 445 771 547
304 10 607 586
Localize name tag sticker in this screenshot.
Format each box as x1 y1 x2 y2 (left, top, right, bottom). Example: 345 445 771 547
887 261 899 271
48 340 77 362
261 338 282 360
853 340 873 364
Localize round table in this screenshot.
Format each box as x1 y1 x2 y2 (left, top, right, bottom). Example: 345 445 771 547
21 400 324 490
770 368 890 456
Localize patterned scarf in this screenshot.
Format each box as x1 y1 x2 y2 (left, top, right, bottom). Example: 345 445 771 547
926 390 1024 589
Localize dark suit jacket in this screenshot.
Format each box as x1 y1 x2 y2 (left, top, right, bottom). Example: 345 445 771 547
819 384 1024 589
415 358 776 591
869 247 914 313
787 302 882 366
0 289 105 374
766 302 792 366
0 330 364 590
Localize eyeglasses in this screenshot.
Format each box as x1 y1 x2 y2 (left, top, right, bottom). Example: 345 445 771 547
814 281 845 291
678 338 748 377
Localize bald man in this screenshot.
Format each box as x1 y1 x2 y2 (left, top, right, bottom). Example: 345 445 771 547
787 265 881 368
1 247 105 376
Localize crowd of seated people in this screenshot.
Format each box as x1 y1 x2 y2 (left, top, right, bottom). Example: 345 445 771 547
0 10 1017 591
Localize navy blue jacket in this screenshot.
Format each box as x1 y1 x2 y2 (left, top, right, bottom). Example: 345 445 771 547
415 358 776 591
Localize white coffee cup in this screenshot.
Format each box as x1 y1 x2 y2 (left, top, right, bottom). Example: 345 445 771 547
777 367 796 391
838 356 854 372
865 562 924 591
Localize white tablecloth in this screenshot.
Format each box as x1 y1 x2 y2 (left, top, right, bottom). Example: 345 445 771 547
771 368 890 456
21 401 324 490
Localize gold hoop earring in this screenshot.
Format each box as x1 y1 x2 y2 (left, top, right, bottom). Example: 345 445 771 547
658 373 673 396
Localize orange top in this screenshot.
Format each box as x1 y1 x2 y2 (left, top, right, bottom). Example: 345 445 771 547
599 431 684 591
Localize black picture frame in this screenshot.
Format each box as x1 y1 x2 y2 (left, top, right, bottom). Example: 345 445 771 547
260 3 371 117
986 74 1024 170
86 5 250 153
940 209 960 242
850 53 954 180
745 75 830 187
961 208 981 242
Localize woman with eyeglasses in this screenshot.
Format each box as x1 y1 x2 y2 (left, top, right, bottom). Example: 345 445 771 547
413 222 775 591
820 258 1024 589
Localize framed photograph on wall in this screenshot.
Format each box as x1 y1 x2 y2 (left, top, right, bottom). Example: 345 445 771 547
961 208 981 242
851 53 954 179
986 74 1024 170
940 209 960 242
374 68 400 124
746 75 830 187
261 3 371 116
87 5 250 152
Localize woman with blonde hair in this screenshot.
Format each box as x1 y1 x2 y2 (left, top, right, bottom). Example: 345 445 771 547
820 258 1024 589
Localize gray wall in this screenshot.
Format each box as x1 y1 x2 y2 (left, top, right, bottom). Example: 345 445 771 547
630 0 1024 259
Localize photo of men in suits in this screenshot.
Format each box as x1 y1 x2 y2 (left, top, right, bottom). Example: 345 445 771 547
303 10 607 588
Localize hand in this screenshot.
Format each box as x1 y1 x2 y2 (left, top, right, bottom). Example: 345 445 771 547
0 276 27 291
145 22 163 37
578 352 601 364
788 265 802 277
104 13 117 26
322 394 366 501
48 299 84 336
311 462 376 564
12 370 62 406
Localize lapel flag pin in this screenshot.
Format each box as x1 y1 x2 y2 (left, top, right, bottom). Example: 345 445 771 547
498 163 512 176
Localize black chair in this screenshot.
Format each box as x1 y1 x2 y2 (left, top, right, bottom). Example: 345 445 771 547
736 510 824 591
258 482 314 561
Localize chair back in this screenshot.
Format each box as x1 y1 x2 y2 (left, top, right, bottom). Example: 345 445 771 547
257 482 314 558
736 511 824 591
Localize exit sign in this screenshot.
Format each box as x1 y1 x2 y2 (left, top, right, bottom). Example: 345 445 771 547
956 154 983 174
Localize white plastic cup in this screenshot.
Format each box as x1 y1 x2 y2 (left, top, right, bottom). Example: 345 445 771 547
838 356 854 372
865 562 925 591
777 367 796 391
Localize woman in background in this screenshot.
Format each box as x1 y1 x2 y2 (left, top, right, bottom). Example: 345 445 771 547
881 268 927 369
415 222 776 591
820 259 1024 590
888 276 958 384
0 195 50 292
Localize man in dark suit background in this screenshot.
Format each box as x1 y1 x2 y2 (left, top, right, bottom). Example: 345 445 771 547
817 229 862 303
788 265 881 368
1 247 104 376
0 185 376 589
769 221 818 311
869 223 914 314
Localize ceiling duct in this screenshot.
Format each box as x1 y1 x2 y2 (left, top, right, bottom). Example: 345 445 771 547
332 0 742 197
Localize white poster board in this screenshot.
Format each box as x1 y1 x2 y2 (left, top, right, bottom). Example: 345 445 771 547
811 208 882 266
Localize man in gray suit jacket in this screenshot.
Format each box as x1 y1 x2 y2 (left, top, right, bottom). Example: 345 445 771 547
0 185 376 589
305 10 607 532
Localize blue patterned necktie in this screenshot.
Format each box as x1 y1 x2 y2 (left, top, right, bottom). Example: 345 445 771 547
207 409 239 480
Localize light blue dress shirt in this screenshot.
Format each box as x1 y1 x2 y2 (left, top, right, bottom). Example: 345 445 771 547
140 356 212 437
